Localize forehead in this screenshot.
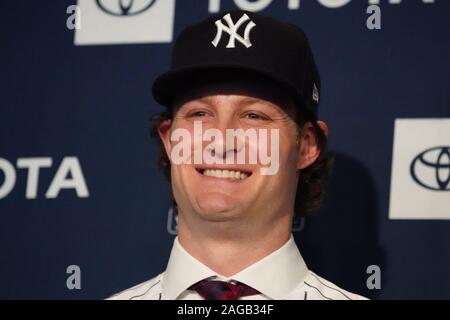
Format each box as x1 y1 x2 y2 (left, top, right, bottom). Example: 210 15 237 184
172 77 296 114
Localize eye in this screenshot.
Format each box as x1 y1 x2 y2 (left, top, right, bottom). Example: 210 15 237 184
193 111 206 117
187 110 208 118
244 112 269 121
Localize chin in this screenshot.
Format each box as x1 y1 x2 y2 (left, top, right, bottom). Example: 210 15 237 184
195 194 245 221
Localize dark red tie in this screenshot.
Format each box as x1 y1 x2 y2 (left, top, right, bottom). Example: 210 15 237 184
188 279 261 300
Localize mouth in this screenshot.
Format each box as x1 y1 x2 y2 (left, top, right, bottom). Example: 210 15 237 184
195 167 253 181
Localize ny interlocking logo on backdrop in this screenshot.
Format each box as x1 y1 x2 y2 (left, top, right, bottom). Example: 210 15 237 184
389 119 450 220
74 0 175 45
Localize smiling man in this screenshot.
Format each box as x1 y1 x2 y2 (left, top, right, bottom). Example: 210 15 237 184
109 10 366 300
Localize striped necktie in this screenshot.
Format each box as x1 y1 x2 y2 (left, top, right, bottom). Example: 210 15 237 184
188 279 261 300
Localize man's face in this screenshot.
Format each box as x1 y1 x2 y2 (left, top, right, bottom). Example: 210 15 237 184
159 79 322 226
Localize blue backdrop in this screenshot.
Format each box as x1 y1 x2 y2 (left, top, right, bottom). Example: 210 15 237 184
0 0 449 299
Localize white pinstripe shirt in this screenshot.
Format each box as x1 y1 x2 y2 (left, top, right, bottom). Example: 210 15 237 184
108 235 367 300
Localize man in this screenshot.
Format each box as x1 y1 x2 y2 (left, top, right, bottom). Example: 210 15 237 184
109 10 366 300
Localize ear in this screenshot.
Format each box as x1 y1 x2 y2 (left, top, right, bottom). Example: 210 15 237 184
158 118 173 161
296 120 328 170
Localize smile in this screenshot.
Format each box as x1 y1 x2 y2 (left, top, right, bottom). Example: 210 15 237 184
196 168 252 180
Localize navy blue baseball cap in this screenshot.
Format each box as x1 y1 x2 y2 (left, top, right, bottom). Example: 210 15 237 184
152 10 321 114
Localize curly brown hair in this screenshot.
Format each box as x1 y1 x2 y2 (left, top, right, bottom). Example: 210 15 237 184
148 96 333 218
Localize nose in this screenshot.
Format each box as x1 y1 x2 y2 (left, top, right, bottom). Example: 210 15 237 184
206 136 244 161
205 116 244 162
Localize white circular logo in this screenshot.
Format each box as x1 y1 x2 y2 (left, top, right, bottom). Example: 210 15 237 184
96 0 156 17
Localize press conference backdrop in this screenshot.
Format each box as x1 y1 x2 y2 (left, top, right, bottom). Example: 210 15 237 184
0 0 449 300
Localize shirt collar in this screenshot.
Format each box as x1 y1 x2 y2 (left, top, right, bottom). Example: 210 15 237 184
162 234 308 300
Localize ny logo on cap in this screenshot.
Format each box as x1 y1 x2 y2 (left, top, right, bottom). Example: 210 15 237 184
211 13 256 48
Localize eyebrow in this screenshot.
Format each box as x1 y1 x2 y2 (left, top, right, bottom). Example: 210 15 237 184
195 96 276 108
239 97 290 115
239 97 274 107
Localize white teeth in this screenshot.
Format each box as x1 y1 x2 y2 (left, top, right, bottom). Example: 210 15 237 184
202 169 249 180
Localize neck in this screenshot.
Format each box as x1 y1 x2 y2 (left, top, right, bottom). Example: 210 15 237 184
177 212 292 277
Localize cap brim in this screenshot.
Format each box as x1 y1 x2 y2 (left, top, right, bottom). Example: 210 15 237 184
152 63 303 108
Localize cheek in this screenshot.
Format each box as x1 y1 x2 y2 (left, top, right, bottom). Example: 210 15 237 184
170 163 198 206
168 121 198 163
170 164 183 190
258 130 299 192
278 128 300 166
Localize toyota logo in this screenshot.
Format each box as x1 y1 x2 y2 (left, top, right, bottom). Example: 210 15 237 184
96 0 156 17
410 146 450 191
